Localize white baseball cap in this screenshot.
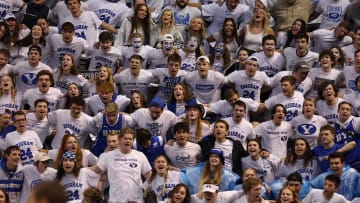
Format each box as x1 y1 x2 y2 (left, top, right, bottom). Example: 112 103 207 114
202 184 219 193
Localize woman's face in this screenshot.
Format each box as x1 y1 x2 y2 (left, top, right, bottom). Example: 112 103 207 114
172 186 187 203
247 140 261 157
137 5 148 19
224 20 234 36
0 25 5 39
0 190 6 203
253 8 266 22
294 139 307 157
98 67 109 81
67 84 80 97
187 36 198 51
330 47 340 60
0 75 12 91
303 100 316 117
280 188 294 203
62 158 75 174
62 55 73 72
31 25 42 39
238 50 249 62
190 18 202 31
131 92 142 108
291 20 302 35
65 136 78 152
208 153 221 166
173 84 185 101
186 107 200 120
154 156 168 175
161 10 172 25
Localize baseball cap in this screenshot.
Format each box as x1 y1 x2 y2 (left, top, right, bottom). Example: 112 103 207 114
208 148 225 165
149 97 165 109
0 107 11 115
34 152 52 162
185 103 206 120
294 60 310 72
161 34 174 42
202 184 219 193
245 56 259 65
4 13 16 21
196 56 210 64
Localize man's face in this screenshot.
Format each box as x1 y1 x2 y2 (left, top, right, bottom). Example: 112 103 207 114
338 103 352 122
263 39 276 57
320 130 334 145
197 61 210 78
174 129 189 146
355 51 360 68
149 107 162 120
0 53 9 68
28 50 41 64
13 114 27 133
247 184 262 202
100 40 112 52
132 37 143 52
162 40 174 55
35 101 48 118
292 70 308 82
5 149 20 167
273 106 285 123
107 134 120 151
70 103 83 118
66 0 81 14
323 180 338 196
37 75 51 93
100 91 114 104
226 0 239 10
303 100 315 117
0 113 11 127
168 61 180 76
232 105 245 122
176 0 189 8
129 58 142 75
61 30 74 43
322 84 336 101
281 81 295 97
105 111 118 125
334 26 349 39
119 133 134 153
295 38 308 52
203 192 217 203
245 60 258 77
330 157 344 175
287 180 301 193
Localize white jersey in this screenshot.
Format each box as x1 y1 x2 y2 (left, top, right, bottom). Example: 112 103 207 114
87 0 132 28
265 91 304 121
291 114 328 149
63 11 103 47
22 87 62 111
241 154 280 183
4 130 42 166
150 68 188 101
311 29 353 53
164 142 201 169
0 93 22 113
315 0 351 29
60 168 99 203
209 98 259 121
336 66 360 93
0 64 12 77
201 3 249 35
88 47 122 73
165 5 201 33
302 189 349 203
9 61 52 93
253 51 286 77
227 70 270 102
255 120 293 159
53 72 88 94
118 45 155 69
85 94 130 116
344 91 360 116
48 109 92 148
48 149 98 168
54 1 89 25
131 108 177 139
143 170 181 202
185 70 226 104
283 47 319 70
49 34 88 67
26 112 51 143
270 71 313 96
114 68 155 99
275 159 320 181
97 149 151 203
19 165 57 203
308 67 341 98
223 117 256 149
316 97 345 124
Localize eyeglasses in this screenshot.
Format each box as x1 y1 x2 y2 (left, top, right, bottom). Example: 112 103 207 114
14 118 26 122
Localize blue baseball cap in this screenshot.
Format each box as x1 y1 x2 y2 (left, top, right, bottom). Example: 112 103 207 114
149 98 165 109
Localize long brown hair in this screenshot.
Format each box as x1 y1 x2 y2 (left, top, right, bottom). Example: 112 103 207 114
198 156 223 191
0 75 17 103
128 4 151 45
53 134 83 169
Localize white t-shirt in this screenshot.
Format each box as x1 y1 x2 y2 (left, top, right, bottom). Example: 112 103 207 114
214 139 234 170
344 91 360 116
311 29 353 53
270 70 313 96
118 45 155 69
166 5 201 33
255 120 293 159
22 87 63 112
308 67 341 98
4 130 42 166
316 98 345 124
85 94 130 116
209 98 259 121
226 70 270 102
241 154 280 183
223 117 256 150
53 72 88 94
336 66 360 94
164 142 201 169
265 91 304 121
283 47 319 70
88 47 122 73
302 189 349 203
97 149 151 203
191 190 244 203
26 112 51 143
253 51 286 77
315 0 351 29
275 159 320 181
0 93 22 113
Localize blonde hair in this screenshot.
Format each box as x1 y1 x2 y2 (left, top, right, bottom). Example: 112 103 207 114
104 102 119 114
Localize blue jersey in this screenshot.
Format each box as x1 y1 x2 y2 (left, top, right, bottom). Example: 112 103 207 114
313 143 344 173
335 119 360 169
91 113 123 157
135 136 165 166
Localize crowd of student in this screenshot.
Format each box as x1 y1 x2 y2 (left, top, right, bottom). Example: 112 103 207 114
0 0 360 202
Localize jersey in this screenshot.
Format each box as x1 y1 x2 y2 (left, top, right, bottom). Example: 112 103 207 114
316 98 345 124
164 142 201 169
22 87 62 111
134 136 165 166
0 93 22 113
255 120 293 159
147 49 176 69
0 0 23 21
96 149 151 203
312 29 353 53
4 130 42 166
25 112 51 143
223 117 256 150
9 61 52 93
241 154 280 183
209 98 259 121
226 70 270 102
150 68 188 102
118 45 155 69
313 143 344 172
88 47 122 73
275 159 320 181
283 47 319 70
303 188 349 203
308 67 341 98
291 114 328 149
315 0 351 29
185 70 226 104
53 72 88 94
48 109 92 148
253 51 286 77
336 65 360 93
85 94 130 116
131 108 177 139
265 91 304 121
270 71 313 96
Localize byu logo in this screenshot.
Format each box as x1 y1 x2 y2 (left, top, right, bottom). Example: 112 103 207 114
298 124 316 135
21 73 37 85
129 162 138 168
